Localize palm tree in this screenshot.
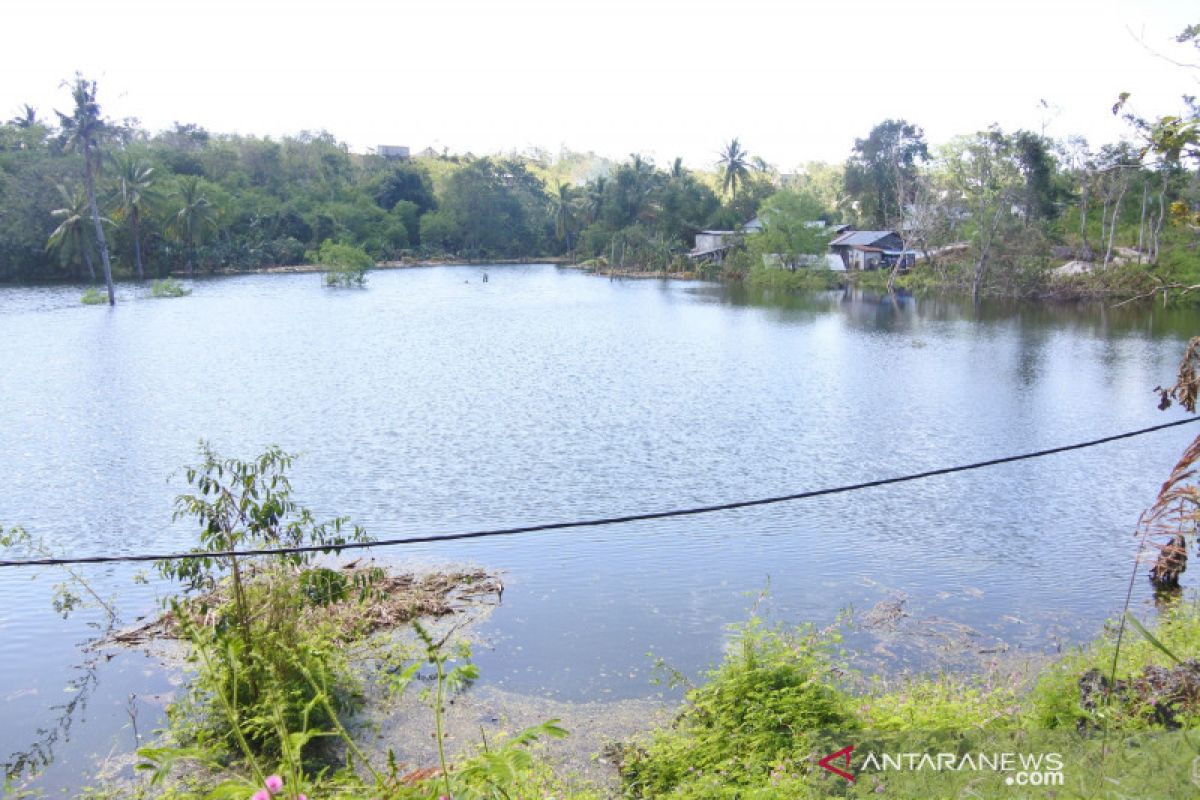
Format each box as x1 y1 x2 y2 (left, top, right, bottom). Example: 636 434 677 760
111 153 156 280
47 183 105 280
9 104 38 128
550 183 579 254
56 75 116 305
170 176 217 275
718 138 751 200
584 177 607 225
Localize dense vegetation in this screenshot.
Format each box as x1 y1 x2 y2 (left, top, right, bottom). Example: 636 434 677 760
3 46 1198 300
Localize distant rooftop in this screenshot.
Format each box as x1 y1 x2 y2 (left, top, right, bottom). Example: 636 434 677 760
830 230 897 247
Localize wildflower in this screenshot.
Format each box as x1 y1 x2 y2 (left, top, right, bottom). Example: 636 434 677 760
296 795 308 800
251 792 269 800
265 775 284 794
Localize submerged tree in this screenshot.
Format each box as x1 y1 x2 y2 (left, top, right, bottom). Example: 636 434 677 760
56 75 116 305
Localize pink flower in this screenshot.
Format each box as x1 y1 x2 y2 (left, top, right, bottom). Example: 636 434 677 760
295 795 307 800
251 792 269 800
264 775 284 794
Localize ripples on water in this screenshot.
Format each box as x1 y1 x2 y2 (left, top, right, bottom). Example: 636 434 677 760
1 265 1196 789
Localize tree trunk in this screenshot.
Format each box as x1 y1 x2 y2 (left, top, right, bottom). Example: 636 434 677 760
1103 182 1126 268
132 206 144 280
83 154 115 305
78 228 95 281
1137 183 1148 264
1079 182 1089 256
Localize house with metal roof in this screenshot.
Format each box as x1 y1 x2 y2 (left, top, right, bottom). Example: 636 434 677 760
829 230 915 271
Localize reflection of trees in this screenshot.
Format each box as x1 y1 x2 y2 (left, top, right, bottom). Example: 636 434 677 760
3 638 103 783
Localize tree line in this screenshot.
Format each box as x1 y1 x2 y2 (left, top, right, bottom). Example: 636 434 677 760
2 56 1198 300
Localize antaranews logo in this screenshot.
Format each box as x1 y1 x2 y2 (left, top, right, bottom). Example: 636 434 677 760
819 745 1065 787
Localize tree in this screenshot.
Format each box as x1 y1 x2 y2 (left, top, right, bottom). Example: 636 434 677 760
1011 130 1063 225
718 138 750 200
550 182 579 254
844 119 929 228
746 189 833 270
941 128 1024 299
8 104 38 128
56 75 116 305
46 183 105 280
111 153 156 280
170 176 218 275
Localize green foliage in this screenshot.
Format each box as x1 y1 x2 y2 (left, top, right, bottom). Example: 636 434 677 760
150 277 191 297
844 119 930 228
158 444 369 757
80 287 107 304
622 619 856 796
746 189 834 270
746 266 841 292
297 567 348 606
1024 600 1200 730
317 239 372 286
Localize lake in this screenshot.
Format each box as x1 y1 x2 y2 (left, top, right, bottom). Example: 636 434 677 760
1 263 1197 790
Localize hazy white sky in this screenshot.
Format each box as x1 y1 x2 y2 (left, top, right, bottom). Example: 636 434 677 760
3 0 1197 170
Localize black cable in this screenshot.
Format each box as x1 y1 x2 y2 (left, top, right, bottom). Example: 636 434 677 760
2 416 1197 569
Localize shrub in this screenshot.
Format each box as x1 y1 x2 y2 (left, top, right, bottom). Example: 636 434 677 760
317 239 373 287
80 287 108 305
150 277 191 298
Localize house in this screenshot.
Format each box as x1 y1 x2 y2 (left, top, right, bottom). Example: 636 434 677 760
377 145 410 160
688 218 761 264
829 230 915 271
688 230 739 264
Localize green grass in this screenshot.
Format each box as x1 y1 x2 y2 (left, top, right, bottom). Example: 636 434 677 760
618 602 1200 798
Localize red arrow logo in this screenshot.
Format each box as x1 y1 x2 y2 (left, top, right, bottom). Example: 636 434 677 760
819 745 855 782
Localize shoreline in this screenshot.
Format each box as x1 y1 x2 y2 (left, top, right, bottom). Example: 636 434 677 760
0 258 1182 305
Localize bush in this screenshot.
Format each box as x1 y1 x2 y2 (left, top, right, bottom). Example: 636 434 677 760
622 619 856 795
80 287 108 305
150 277 191 298
317 239 373 287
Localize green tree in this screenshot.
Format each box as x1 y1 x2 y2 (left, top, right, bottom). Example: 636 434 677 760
170 176 218 275
111 153 157 280
718 138 751 200
46 183 104 280
844 119 930 228
550 182 579 253
746 189 833 270
55 75 116 305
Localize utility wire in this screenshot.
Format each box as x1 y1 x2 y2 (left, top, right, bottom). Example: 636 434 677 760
2 416 1197 569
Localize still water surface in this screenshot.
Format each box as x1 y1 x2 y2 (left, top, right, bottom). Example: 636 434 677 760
1 264 1197 788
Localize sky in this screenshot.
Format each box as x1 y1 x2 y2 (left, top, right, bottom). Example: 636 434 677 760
2 0 1197 171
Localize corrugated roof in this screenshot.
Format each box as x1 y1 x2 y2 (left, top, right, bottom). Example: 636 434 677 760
830 230 897 247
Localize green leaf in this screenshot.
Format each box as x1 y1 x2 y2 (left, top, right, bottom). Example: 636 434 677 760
1125 612 1183 665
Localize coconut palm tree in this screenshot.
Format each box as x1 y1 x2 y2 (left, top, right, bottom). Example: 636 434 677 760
56 75 116 305
718 138 750 200
584 177 607 225
550 183 579 255
47 183 106 280
9 104 38 128
170 176 217 275
111 153 156 280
